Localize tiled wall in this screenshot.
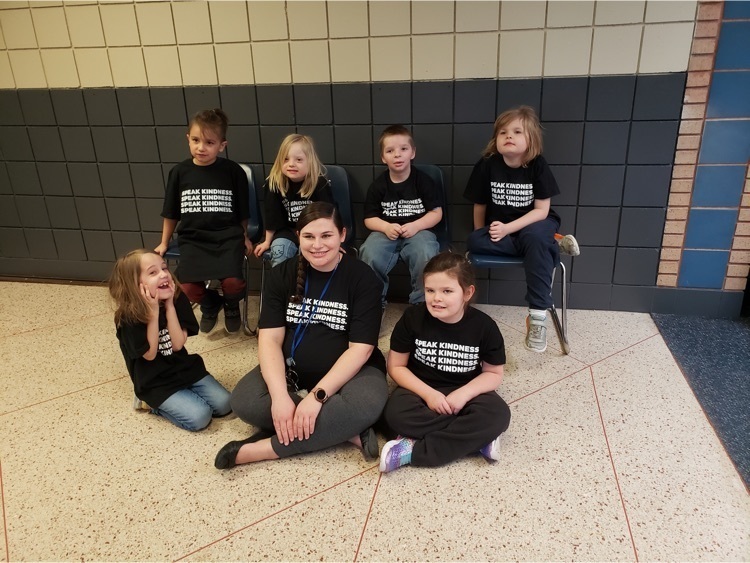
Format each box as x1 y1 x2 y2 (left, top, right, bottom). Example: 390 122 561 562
0 0 746 317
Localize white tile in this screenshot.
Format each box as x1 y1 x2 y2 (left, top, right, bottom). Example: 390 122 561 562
135 1 175 46
645 0 697 22
172 1 212 45
456 1 500 32
593 336 750 560
100 3 139 46
0 24 4 49
455 32 498 79
590 24 643 75
65 4 105 47
287 0 327 40
0 51 15 88
412 34 454 80
74 46 112 86
0 2 29 8
179 44 217 86
290 39 330 83
247 1 288 41
595 0 645 24
252 41 291 84
209 2 249 44
9 49 47 87
544 27 593 76
500 0 546 30
329 38 370 83
109 46 147 87
41 48 79 87
369 1 410 37
328 1 368 38
498 29 544 78
370 36 411 82
143 45 182 87
412 0 454 34
547 0 595 27
0 8 37 48
215 43 254 85
639 21 693 73
31 6 70 48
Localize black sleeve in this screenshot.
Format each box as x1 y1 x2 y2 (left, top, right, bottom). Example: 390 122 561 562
258 259 295 329
363 174 386 219
347 260 385 346
479 313 506 366
389 305 419 354
314 177 335 204
531 156 560 200
415 169 441 211
463 158 490 205
161 164 182 220
231 161 250 222
117 321 149 361
175 291 199 336
263 184 287 232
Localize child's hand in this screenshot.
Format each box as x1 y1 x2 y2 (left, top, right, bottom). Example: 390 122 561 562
244 236 254 256
445 389 469 414
400 222 420 239
253 240 270 258
162 276 176 309
425 389 452 415
488 221 509 242
385 223 403 241
154 243 168 256
140 283 160 314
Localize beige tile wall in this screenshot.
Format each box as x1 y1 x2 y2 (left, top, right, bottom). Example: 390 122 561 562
0 0 698 89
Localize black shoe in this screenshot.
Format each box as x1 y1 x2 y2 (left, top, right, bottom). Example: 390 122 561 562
199 311 219 333
360 427 379 461
224 301 241 333
199 290 222 333
214 430 273 469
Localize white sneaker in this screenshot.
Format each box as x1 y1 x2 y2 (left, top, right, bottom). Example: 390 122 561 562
479 435 502 461
557 234 580 256
525 315 547 353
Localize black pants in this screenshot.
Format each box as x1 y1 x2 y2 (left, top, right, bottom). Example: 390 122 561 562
383 386 511 467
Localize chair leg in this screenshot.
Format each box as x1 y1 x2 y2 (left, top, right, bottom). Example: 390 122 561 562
549 262 570 354
242 256 257 337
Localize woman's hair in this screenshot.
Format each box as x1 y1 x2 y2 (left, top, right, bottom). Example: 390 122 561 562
482 105 543 166
267 134 326 198
423 252 476 295
109 249 181 326
188 108 229 141
290 201 344 304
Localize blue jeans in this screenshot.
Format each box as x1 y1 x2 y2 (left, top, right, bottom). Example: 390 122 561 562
360 230 440 305
153 374 232 432
269 237 298 267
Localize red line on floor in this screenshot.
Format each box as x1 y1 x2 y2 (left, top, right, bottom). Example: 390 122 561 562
0 460 10 562
353 470 382 562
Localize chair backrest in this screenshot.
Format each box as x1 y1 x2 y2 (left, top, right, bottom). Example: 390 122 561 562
325 164 356 250
239 163 263 244
413 163 451 251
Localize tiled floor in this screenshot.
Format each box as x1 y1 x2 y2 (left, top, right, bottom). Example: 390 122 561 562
0 281 748 561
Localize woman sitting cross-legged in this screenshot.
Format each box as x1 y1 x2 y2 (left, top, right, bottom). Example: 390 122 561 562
215 201 388 468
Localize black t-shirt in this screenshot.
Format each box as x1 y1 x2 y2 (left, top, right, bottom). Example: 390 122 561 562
263 176 334 242
390 303 506 389
116 292 207 408
364 167 441 227
463 154 560 225
161 158 249 281
259 253 385 389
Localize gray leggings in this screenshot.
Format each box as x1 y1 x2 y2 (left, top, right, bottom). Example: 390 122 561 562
230 364 388 458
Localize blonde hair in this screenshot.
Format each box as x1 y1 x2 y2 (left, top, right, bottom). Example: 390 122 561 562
482 105 543 166
267 134 326 198
109 249 181 327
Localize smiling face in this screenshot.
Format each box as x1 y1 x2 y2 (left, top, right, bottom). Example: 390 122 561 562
187 124 226 166
424 271 475 324
298 217 346 272
282 142 310 182
139 252 174 300
381 134 415 177
495 118 529 167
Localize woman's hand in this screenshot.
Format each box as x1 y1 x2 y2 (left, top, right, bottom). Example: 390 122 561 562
140 283 160 315
425 389 453 415
445 389 470 415
253 240 270 258
293 394 323 440
271 394 297 446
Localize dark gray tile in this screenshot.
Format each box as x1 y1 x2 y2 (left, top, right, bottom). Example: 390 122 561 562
613 247 659 285
412 124 453 164
59 127 96 162
37 162 72 196
669 289 722 316
226 125 261 164
220 85 258 125
633 73 686 120
151 88 187 126
569 282 612 310
117 89 154 125
453 123 491 165
184 86 221 118
161 163 174 184
105 197 140 230
0 163 9 195
571 246 615 283
575 207 620 246
628 121 679 164
450 165 473 206
28 126 65 161
123 127 160 163
556 205 577 233
497 79 542 114
82 230 114 261
623 165 671 207
294 84 333 125
334 125 373 164
0 91 23 125
345 165 375 203
131 163 165 198
83 89 120 125
487 279 528 306
99 163 133 197
583 122 629 164
259 126 294 164
718 290 744 317
372 82 411 124
0 228 29 257
618 208 665 247
112 231 143 257
543 122 583 165
53 229 86 261
451 203 474 241
0 195 21 227
652 287 679 313
18 89 56 125
51 90 87 125
610 285 655 312
75 197 109 230
91 127 127 162
488 261 525 281
156 126 190 163
296 126 334 164
579 165 625 206
136 198 163 231
586 76 635 121
455 80 496 123
24 228 57 259
7 162 42 195
0 126 34 160
46 197 80 229
541 77 588 121
332 84 371 124
257 85 295 125
68 163 102 196
16 195 51 228
549 165 580 206
413 82 453 124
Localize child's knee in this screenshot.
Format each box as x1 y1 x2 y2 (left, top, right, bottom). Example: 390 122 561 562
183 407 213 432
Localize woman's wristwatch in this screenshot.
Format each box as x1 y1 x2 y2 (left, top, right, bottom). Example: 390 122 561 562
312 387 328 404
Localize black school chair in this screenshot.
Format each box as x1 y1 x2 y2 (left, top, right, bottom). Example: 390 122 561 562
413 163 451 251
165 163 263 336
466 253 570 354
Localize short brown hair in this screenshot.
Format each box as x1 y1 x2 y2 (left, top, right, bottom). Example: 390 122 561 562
482 105 543 166
378 124 415 155
423 252 475 295
189 108 229 141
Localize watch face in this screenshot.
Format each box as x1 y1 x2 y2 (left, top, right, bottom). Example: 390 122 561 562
315 388 327 402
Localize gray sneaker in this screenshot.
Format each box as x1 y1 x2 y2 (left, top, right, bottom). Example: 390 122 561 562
558 234 580 256
525 316 547 353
